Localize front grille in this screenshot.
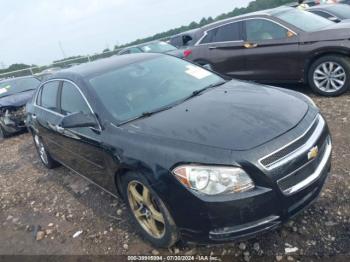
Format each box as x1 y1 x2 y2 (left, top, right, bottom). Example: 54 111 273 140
260 116 320 169
277 135 329 193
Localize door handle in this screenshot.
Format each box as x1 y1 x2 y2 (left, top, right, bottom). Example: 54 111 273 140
244 42 258 49
209 46 217 50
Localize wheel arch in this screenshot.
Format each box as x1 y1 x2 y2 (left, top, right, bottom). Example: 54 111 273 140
113 163 157 199
304 48 350 83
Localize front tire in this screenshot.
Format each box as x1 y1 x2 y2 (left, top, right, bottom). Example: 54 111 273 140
32 133 60 169
121 172 178 248
308 55 350 96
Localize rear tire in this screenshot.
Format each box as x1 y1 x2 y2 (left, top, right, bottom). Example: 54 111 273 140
121 171 178 248
32 133 60 169
308 55 350 96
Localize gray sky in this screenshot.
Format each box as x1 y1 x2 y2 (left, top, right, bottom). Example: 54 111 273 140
0 0 249 66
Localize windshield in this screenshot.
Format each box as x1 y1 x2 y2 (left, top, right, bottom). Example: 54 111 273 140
89 56 224 122
0 77 40 98
140 42 177 53
276 9 335 32
327 5 350 19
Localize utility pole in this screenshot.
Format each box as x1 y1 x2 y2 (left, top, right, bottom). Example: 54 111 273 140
58 41 67 59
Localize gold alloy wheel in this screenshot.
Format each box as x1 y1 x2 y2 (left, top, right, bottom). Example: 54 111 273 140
127 181 166 239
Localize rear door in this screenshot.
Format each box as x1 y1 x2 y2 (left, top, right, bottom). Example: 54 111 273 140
242 18 301 82
34 80 62 160
193 21 247 78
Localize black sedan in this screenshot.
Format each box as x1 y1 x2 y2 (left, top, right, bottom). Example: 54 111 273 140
307 4 350 22
26 54 332 247
0 76 40 138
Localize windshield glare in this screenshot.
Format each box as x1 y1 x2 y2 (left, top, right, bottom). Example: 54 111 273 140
0 77 40 98
89 56 223 122
140 42 177 53
276 9 335 32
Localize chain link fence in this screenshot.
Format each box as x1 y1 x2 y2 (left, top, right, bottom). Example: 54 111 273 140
0 48 123 79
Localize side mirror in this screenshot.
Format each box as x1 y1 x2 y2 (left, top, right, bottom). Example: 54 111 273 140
328 16 341 23
60 112 98 129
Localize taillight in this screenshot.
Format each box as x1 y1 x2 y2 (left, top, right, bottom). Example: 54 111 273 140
183 49 192 58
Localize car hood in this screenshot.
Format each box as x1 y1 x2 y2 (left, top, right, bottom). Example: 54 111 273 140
301 22 350 42
0 90 35 108
125 81 309 151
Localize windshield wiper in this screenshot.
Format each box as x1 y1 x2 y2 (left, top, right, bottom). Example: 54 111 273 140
183 80 227 101
117 80 227 126
117 104 176 126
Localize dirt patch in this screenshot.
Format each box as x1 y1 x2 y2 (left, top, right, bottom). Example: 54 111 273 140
0 87 349 261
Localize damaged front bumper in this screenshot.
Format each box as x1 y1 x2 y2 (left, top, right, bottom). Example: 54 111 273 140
0 106 27 133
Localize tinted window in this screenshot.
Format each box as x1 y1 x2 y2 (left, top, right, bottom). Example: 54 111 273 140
245 19 289 41
128 47 143 54
201 22 242 44
40 81 59 112
309 10 332 19
61 82 90 115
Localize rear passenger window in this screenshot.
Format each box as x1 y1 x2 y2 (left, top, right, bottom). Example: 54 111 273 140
201 22 242 44
40 81 60 112
61 82 90 115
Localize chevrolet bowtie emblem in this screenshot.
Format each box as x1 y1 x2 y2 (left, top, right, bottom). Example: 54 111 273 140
308 146 319 160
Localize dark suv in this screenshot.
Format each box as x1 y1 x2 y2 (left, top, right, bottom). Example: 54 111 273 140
186 6 350 96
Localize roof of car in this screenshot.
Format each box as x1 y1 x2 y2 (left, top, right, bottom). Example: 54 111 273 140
200 6 294 30
47 53 162 80
307 3 347 11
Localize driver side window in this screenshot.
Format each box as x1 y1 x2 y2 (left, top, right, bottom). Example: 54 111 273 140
60 81 91 116
245 19 289 41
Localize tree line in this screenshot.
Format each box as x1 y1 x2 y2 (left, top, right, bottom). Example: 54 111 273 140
113 0 293 49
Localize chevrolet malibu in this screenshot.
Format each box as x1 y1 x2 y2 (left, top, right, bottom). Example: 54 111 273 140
26 54 332 247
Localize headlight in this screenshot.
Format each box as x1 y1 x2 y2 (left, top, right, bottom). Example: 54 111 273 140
172 165 255 196
302 94 317 108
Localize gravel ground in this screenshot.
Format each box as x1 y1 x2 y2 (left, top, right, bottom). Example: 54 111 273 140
0 86 349 261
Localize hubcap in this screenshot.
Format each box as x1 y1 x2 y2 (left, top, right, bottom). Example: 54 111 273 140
313 62 346 93
34 135 48 165
127 181 165 239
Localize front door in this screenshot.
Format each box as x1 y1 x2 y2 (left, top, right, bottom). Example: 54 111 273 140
55 81 110 190
242 18 302 82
